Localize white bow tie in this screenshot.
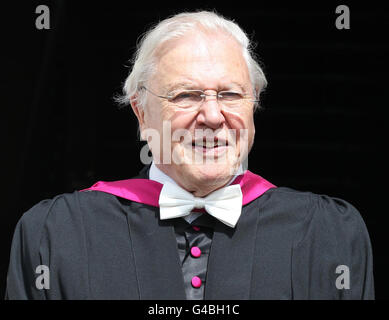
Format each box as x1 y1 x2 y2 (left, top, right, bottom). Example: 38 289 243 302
158 182 243 228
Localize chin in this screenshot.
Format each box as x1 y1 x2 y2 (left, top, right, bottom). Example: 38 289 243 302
171 145 242 194
182 162 237 187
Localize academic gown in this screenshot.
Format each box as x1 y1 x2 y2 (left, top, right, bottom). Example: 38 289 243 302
5 167 374 299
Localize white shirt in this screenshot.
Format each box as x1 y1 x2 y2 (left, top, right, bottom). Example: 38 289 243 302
149 162 244 224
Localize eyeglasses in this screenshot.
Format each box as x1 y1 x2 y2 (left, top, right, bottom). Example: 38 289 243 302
140 86 259 109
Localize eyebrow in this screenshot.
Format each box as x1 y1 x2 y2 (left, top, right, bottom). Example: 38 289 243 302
163 81 248 94
225 82 248 93
163 83 194 94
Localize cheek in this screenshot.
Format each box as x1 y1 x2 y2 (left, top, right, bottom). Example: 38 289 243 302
170 111 198 137
143 103 171 132
224 108 253 130
247 118 255 149
143 105 158 128
247 115 255 136
224 110 255 148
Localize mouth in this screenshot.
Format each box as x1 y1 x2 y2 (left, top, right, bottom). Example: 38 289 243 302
191 137 230 154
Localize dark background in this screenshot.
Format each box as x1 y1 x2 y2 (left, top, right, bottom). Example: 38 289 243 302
1 0 387 299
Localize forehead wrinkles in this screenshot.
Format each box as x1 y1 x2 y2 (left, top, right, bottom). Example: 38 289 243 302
151 31 250 91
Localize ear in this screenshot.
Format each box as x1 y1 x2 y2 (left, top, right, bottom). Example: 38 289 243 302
130 93 146 137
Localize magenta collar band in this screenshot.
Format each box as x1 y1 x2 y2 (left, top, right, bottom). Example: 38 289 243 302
81 170 276 207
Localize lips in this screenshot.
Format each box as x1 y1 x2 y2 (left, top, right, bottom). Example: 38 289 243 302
188 137 232 158
191 137 228 149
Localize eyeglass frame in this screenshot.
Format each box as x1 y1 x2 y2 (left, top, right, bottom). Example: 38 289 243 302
139 86 260 107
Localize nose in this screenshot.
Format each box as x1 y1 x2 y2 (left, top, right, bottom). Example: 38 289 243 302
196 96 225 129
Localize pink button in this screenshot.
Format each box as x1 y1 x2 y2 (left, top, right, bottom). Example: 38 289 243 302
192 226 200 231
191 276 202 288
190 246 201 258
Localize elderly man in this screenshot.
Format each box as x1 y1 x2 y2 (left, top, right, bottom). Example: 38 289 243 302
6 11 374 300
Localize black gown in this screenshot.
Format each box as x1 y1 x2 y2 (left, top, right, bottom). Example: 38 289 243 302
5 167 374 299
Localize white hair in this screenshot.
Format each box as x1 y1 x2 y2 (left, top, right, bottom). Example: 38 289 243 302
117 10 267 110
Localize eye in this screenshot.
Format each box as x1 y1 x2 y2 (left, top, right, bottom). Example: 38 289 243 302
170 91 203 104
218 91 244 101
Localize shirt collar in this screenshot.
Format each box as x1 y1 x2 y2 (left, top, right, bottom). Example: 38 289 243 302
149 162 245 224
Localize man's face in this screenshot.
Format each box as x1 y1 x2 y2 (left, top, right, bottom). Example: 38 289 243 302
135 31 256 195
